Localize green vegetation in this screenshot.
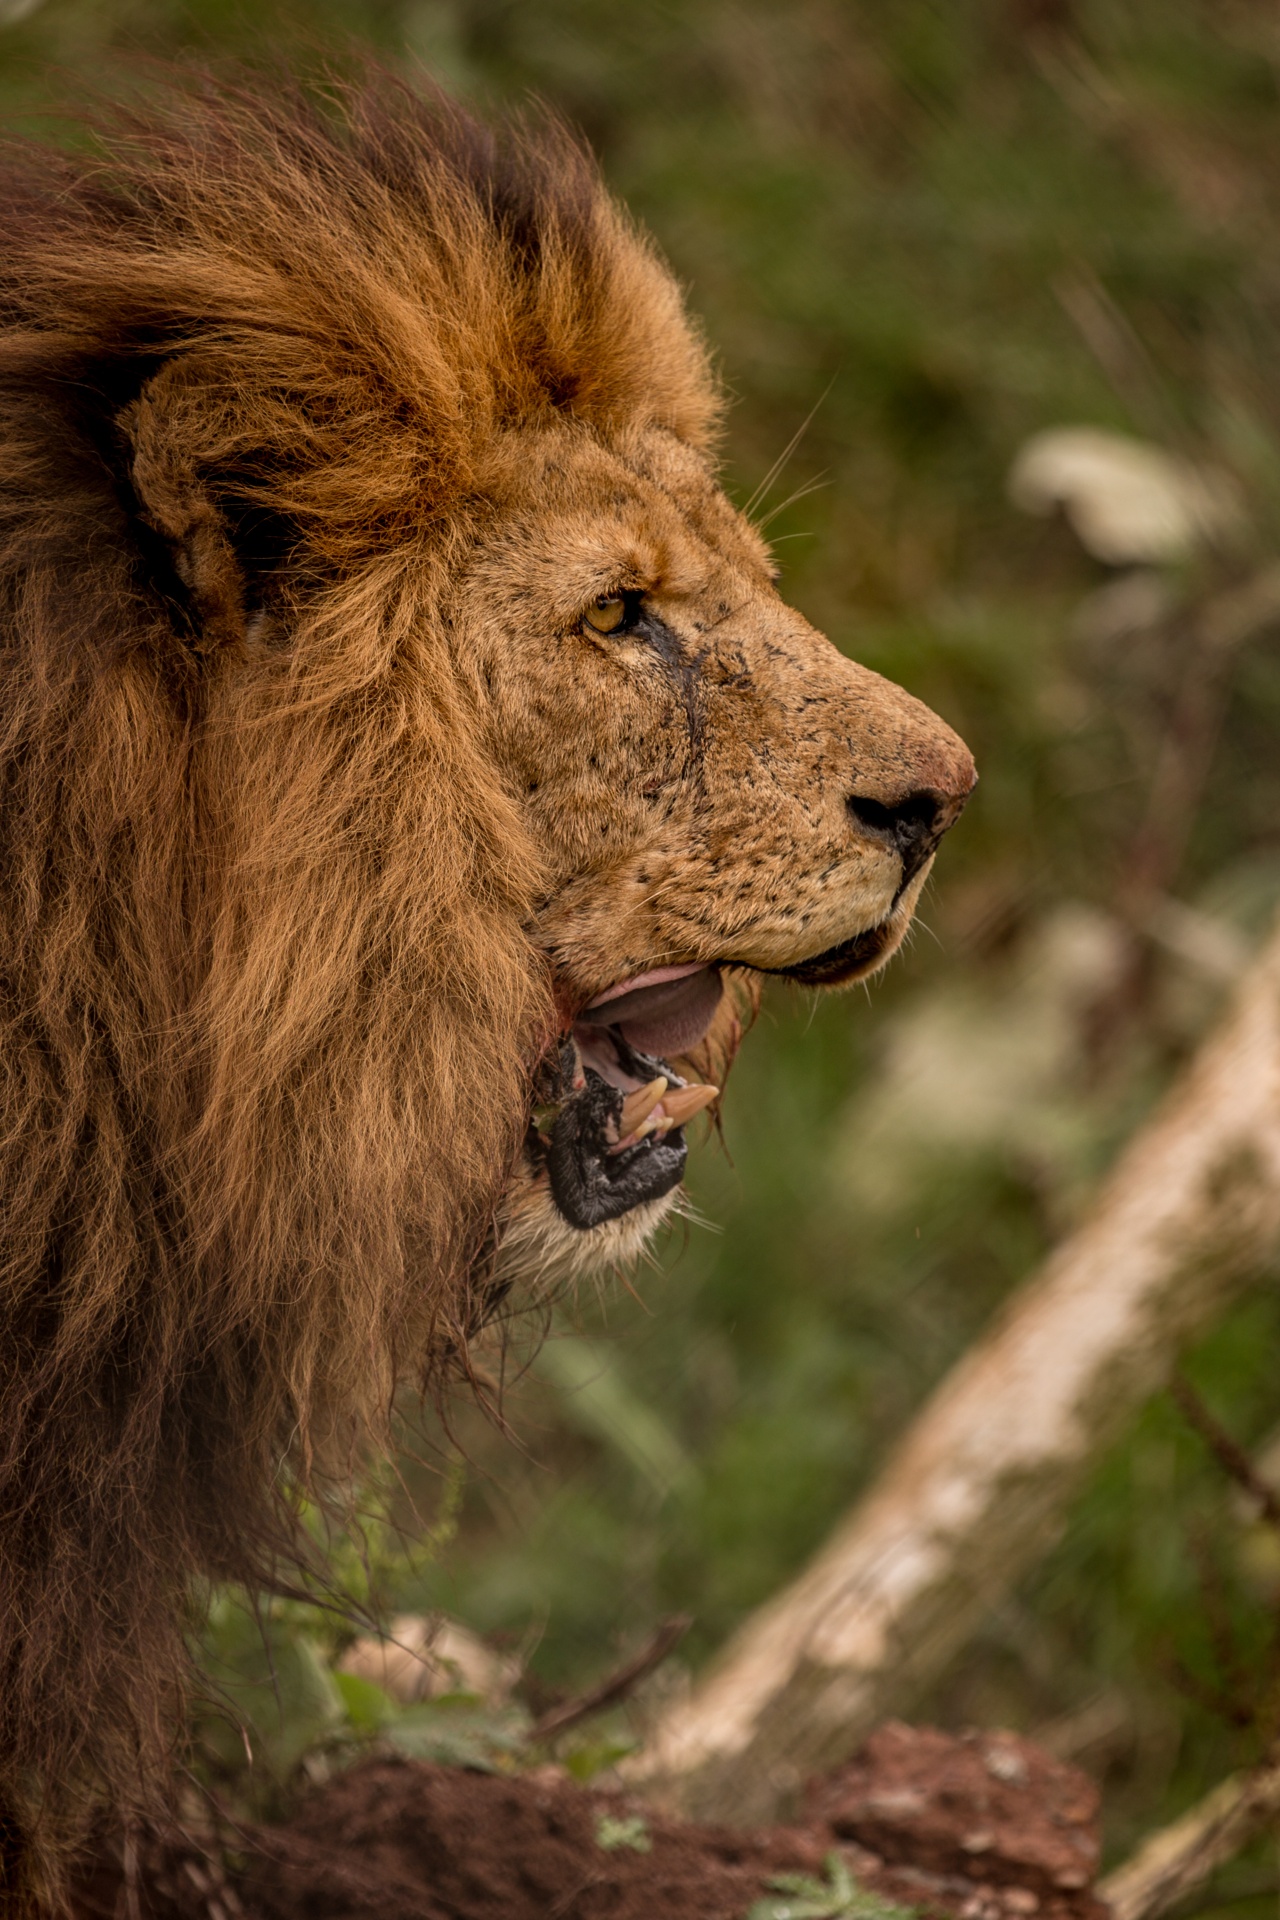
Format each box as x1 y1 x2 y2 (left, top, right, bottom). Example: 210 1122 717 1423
747 1854 917 1920
6 1 1280 1905
594 1812 653 1854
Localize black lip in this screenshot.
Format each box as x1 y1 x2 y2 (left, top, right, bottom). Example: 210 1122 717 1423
771 920 894 988
542 1035 690 1231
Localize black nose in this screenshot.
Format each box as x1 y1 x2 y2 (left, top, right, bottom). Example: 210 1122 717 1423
847 789 945 884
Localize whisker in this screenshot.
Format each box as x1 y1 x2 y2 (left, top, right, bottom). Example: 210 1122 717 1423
742 375 837 520
756 475 830 532
913 913 943 953
672 1192 721 1234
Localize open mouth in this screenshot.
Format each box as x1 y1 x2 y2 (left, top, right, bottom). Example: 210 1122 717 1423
533 913 902 1232
531 965 725 1232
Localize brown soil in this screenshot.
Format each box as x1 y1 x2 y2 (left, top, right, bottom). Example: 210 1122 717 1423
807 1723 1106 1920
246 1760 825 1920
76 1724 1109 1920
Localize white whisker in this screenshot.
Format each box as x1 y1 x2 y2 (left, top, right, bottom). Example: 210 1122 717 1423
741 376 837 520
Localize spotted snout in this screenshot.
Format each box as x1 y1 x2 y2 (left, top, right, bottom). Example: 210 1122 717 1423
837 661 976 877
848 773 974 900
767 661 975 987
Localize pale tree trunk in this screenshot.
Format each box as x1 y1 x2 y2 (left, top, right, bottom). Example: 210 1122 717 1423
627 919 1280 1823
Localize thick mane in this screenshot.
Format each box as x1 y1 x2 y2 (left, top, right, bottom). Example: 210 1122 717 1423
0 70 720 1906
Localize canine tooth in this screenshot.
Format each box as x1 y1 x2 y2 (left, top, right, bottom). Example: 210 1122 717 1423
618 1077 668 1136
659 1084 719 1127
608 1113 662 1154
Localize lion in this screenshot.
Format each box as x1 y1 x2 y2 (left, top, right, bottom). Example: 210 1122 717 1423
0 70 974 1911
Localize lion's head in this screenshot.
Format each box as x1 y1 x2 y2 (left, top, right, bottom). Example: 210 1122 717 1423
475 418 974 1285
0 72 971 1906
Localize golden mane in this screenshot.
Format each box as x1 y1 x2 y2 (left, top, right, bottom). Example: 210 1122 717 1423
0 70 720 1907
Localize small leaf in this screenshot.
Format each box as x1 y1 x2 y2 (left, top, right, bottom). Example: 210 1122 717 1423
333 1670 393 1734
196 1595 344 1793
745 1855 919 1920
595 1812 652 1854
745 1894 839 1920
564 1737 638 1782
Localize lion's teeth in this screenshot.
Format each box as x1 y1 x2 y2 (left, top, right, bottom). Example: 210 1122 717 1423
609 1113 661 1153
618 1077 668 1137
608 1078 719 1152
658 1083 719 1127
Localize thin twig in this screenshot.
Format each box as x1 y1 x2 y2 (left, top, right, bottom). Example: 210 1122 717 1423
1185 1518 1254 1726
1171 1375 1280 1530
1054 265 1186 448
529 1615 691 1745
1117 569 1280 919
1082 570 1280 1068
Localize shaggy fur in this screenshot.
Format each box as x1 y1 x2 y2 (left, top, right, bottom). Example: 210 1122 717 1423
0 70 974 1912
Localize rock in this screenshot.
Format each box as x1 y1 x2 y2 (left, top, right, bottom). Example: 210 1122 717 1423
336 1615 519 1707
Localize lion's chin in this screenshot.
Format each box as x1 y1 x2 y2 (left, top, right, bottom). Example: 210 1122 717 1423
494 1178 682 1292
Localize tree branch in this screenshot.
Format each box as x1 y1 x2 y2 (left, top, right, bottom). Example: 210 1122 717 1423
529 1615 692 1746
627 918 1280 1822
1100 1750 1280 1920
1170 1375 1280 1530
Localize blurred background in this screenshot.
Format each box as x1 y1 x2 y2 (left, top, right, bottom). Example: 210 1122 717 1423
7 0 1280 1900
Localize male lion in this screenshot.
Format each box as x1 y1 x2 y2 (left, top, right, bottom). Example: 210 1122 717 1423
0 71 973 1910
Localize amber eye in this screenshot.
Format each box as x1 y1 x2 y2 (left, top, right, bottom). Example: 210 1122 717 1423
583 595 628 635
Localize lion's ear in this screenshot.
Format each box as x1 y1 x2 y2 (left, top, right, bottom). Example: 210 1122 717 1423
121 360 247 655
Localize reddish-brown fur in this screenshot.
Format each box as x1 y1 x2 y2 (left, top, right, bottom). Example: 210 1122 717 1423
0 70 973 1912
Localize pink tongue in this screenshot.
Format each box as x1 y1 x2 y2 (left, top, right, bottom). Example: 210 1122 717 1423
579 967 723 1059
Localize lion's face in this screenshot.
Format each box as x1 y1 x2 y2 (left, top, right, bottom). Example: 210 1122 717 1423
455 422 975 1265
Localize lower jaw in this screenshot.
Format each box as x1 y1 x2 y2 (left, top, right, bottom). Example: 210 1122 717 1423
535 1029 701 1234
538 905 908 1231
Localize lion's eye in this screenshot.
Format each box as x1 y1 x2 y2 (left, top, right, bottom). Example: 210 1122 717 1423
583 595 628 635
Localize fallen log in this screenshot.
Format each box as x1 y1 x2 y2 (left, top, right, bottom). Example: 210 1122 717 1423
628 918 1280 1822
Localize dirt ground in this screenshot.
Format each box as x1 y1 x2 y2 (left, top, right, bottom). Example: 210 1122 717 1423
78 1723 1109 1920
